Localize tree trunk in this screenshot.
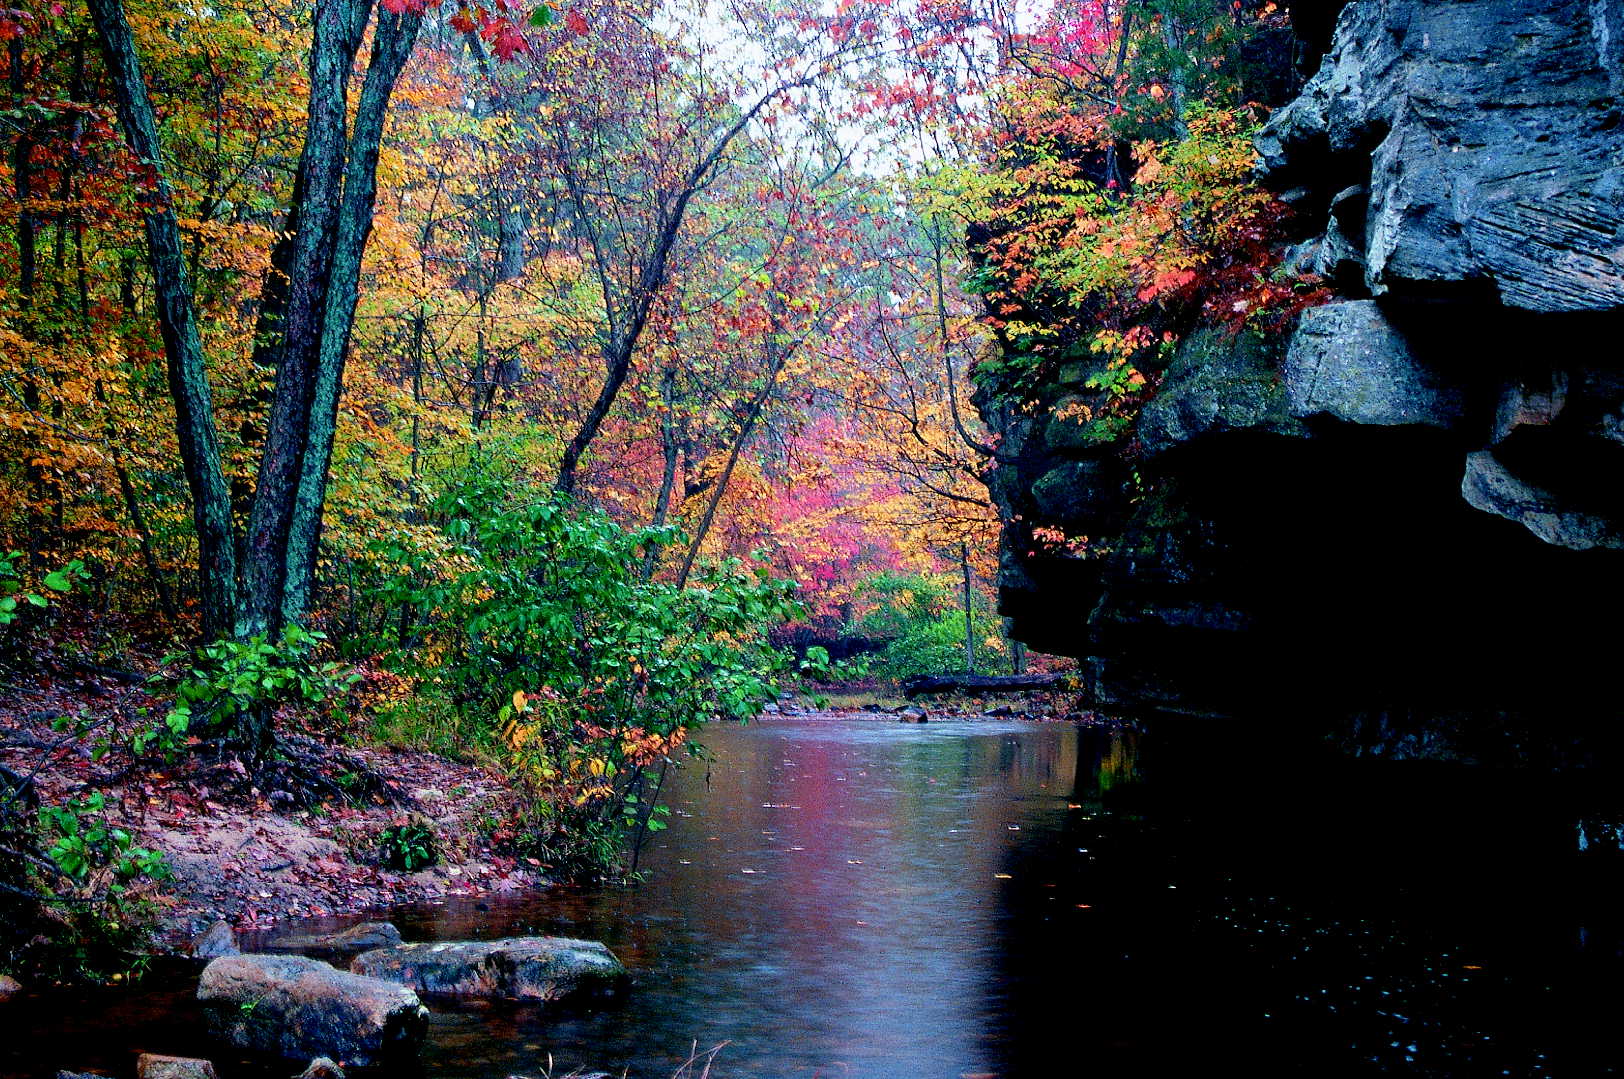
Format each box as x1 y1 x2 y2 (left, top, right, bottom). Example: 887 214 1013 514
901 672 1065 699
281 6 423 627
242 0 370 637
87 0 240 640
960 543 976 674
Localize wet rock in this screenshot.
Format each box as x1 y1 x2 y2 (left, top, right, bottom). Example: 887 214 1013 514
351 938 627 1003
1030 460 1116 526
265 922 403 963
1258 0 1624 311
0 974 20 1000
1137 326 1303 454
1282 301 1463 428
137 1055 217 1079
294 1058 345 1079
198 954 428 1065
897 708 928 723
1314 185 1369 293
1493 372 1569 445
1460 451 1624 550
190 921 240 959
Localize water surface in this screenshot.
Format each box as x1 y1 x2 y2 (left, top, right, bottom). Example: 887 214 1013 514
8 713 1624 1077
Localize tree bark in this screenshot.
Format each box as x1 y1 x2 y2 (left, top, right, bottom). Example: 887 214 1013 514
242 0 370 636
87 0 240 639
281 6 423 626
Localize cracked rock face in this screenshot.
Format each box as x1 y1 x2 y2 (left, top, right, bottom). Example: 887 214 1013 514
1257 0 1624 313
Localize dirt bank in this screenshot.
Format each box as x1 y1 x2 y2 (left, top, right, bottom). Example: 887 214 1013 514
0 667 546 953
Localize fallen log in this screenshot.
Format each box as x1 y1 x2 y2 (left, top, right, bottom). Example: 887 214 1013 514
901 672 1067 699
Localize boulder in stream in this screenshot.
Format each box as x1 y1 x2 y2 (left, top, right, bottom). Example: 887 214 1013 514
136 1055 217 1079
197 954 428 1065
351 937 627 1003
294 1058 345 1079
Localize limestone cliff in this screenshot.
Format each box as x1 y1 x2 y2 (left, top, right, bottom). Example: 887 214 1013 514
979 0 1624 753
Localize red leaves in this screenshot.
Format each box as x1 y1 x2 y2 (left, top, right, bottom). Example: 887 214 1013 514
487 20 529 60
565 7 588 35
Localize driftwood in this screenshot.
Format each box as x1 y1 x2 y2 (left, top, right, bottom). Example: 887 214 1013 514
901 672 1066 699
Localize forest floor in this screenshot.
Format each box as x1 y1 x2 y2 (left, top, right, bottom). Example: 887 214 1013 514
0 658 545 954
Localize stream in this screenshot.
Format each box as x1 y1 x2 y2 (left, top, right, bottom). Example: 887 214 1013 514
7 712 1624 1077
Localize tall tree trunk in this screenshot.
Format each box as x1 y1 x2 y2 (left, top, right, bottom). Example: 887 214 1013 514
960 543 976 674
87 0 240 640
641 364 680 579
281 6 423 627
242 0 371 637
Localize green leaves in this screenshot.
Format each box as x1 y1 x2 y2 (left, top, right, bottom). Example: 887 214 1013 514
353 462 803 877
134 626 353 759
40 793 170 887
0 554 84 626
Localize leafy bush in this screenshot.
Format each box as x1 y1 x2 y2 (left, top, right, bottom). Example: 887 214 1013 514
135 625 358 759
357 463 804 877
378 815 438 871
0 552 86 666
2 783 170 983
847 571 1004 680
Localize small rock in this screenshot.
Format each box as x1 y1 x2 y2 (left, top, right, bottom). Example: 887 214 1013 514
0 974 21 1000
352 937 626 1003
294 1058 345 1079
190 921 240 959
265 922 403 962
137 1055 218 1079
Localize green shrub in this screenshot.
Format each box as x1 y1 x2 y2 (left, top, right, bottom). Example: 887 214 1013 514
135 625 358 759
354 459 805 877
378 816 438 871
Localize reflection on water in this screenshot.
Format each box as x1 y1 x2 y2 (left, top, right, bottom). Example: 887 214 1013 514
7 715 1624 1078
